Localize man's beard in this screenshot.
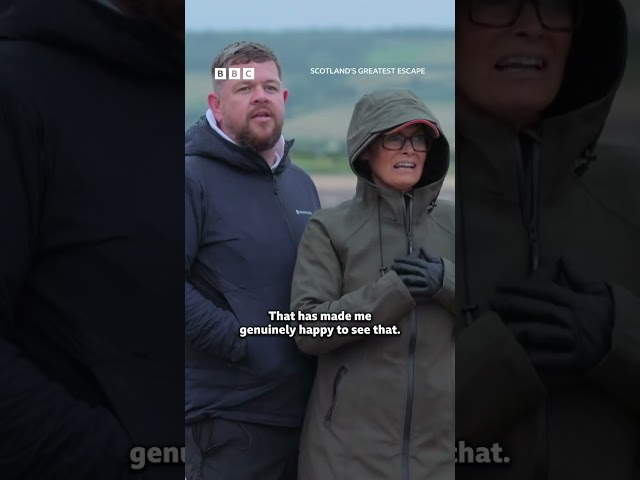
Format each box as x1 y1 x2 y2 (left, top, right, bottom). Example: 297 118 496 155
236 117 282 153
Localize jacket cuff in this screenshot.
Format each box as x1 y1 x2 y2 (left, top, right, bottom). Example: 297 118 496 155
587 282 640 415
432 257 455 314
457 311 547 442
228 337 248 363
379 269 417 322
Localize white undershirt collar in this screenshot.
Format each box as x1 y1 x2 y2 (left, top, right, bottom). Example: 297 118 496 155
206 109 283 171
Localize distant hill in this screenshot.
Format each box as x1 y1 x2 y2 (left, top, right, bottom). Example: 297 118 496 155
185 29 455 156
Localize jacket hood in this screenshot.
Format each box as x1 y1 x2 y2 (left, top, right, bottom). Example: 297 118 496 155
0 0 182 78
546 0 627 121
459 1 627 172
347 89 450 190
457 0 628 202
185 116 293 174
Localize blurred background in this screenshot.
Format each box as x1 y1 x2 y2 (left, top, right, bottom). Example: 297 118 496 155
185 0 455 207
602 0 640 147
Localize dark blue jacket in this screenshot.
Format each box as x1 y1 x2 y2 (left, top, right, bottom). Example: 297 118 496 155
185 117 320 426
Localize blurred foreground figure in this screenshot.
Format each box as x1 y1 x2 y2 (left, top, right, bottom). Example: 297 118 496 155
456 0 640 479
0 1 184 478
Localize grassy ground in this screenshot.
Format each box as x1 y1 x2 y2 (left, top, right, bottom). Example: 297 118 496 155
292 153 352 174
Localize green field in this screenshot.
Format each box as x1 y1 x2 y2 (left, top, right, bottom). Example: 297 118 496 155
292 153 353 175
185 29 455 172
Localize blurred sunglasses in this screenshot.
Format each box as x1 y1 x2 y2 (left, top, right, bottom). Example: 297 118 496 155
468 0 582 32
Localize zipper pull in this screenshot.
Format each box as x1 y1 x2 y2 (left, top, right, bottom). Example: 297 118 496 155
529 222 540 272
272 175 278 195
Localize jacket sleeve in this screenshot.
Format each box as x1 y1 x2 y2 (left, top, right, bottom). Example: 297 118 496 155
587 282 640 416
290 214 416 356
0 98 134 479
0 340 135 479
432 257 455 314
456 310 547 443
184 177 246 362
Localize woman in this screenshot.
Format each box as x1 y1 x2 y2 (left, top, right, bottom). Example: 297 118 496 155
291 89 455 480
455 1 640 479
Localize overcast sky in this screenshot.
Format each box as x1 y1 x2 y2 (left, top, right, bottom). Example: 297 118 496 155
186 0 454 31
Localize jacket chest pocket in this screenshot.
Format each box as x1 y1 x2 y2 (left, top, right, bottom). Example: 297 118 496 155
324 365 348 424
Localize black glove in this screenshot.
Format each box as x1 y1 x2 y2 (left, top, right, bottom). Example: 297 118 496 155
391 247 444 302
490 259 614 374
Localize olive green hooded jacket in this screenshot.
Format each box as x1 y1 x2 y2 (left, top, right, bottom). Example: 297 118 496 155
456 2 640 479
291 89 455 480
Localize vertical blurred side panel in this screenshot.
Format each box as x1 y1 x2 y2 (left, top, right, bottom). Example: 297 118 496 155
456 0 640 478
0 1 186 478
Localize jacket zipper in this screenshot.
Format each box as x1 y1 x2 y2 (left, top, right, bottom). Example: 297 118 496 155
272 173 296 248
401 194 417 480
515 134 547 480
324 366 348 423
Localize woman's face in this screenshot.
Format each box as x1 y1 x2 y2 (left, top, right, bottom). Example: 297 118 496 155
362 124 429 193
456 0 573 125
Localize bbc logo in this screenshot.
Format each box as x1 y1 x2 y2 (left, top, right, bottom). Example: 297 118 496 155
214 67 255 80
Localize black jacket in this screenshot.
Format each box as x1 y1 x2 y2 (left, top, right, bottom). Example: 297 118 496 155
185 117 320 426
0 1 183 478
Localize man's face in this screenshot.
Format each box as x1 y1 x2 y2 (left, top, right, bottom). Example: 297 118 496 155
362 124 428 193
209 60 287 153
456 0 573 124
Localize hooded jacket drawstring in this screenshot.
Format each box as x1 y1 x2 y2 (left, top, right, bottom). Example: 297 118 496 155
458 137 479 329
377 195 387 277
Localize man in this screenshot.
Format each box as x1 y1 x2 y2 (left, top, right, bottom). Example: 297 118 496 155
455 1 640 478
0 0 184 479
185 41 320 480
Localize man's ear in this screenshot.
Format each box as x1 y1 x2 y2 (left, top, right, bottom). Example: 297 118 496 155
282 88 288 103
208 92 222 123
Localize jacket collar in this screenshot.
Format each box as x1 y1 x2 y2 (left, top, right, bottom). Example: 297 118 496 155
185 116 293 174
205 109 286 170
355 175 443 224
458 99 604 201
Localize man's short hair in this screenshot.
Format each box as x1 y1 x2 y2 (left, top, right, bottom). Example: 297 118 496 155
211 41 282 91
